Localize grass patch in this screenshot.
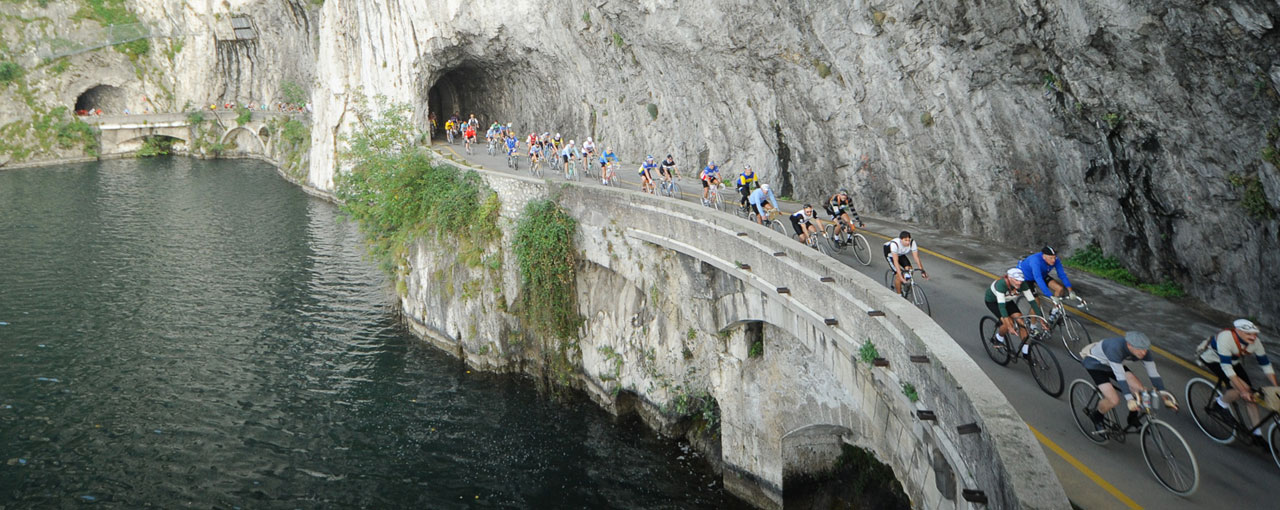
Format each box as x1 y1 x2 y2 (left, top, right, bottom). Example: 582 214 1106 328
135 136 173 157
901 382 918 402
280 80 307 106
0 61 21 83
235 105 252 126
748 337 764 358
612 32 624 47
1065 244 1185 298
514 200 580 341
1227 172 1275 220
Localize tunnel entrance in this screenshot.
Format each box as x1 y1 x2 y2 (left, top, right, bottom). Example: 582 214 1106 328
75 84 127 114
423 60 561 141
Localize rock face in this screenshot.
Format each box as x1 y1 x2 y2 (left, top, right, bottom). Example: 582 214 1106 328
309 0 1280 322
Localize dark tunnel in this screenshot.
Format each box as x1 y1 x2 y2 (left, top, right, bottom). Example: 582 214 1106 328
74 84 128 114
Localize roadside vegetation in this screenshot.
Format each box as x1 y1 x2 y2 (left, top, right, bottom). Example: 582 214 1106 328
1065 244 1186 298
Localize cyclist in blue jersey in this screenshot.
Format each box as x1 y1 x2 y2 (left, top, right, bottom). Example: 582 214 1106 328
700 161 722 203
599 147 620 185
747 183 779 225
1017 246 1079 322
486 123 501 144
639 155 659 194
560 140 579 168
505 132 518 157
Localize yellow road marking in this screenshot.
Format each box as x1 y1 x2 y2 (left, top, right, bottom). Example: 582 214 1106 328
1028 425 1143 510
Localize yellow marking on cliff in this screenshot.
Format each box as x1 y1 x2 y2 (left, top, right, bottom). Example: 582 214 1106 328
1028 424 1143 509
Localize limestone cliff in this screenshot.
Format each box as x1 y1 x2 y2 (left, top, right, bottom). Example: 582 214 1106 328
309 0 1280 323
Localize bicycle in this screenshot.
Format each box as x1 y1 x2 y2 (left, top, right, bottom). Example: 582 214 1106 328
601 163 618 186
529 153 543 178
549 152 561 173
446 128 456 145
800 224 832 256
702 182 723 211
507 150 519 170
660 176 681 198
1069 380 1200 495
823 216 871 265
487 138 497 156
748 209 789 237
1042 295 1092 361
978 314 1064 397
883 268 930 316
1185 377 1280 468
564 158 579 181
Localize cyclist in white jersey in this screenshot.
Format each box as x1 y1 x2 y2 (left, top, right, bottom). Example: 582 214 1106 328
883 231 928 295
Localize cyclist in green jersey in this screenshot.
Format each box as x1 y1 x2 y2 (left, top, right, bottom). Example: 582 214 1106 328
984 268 1046 355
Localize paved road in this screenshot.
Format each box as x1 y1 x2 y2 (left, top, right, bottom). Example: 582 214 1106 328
434 140 1280 509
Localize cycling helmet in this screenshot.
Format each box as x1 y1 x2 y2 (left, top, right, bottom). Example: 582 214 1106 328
839 188 849 195
1006 268 1025 282
1235 319 1261 334
666 154 672 159
761 183 771 192
1124 331 1151 350
743 164 752 170
587 137 593 142
646 155 654 161
555 132 561 138
569 140 575 145
708 161 716 167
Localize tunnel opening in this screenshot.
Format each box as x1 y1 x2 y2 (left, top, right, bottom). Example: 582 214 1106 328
423 58 567 141
75 84 127 114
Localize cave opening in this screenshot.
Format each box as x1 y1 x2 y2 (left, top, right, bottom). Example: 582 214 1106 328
74 84 127 114
424 59 561 141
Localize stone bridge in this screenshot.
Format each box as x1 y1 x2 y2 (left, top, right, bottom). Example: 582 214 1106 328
89 111 300 156
396 155 1071 510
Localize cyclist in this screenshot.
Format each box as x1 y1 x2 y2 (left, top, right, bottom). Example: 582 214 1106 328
582 137 596 163
789 204 821 245
599 147 620 184
528 137 543 168
747 183 779 225
504 131 518 160
883 232 928 295
1017 246 1079 322
824 189 864 244
700 161 722 204
1197 319 1276 435
1080 332 1178 433
639 156 658 193
501 122 513 138
984 268 1046 357
444 118 457 141
560 140 579 172
735 165 759 209
463 122 477 152
552 132 564 152
486 123 501 145
526 132 538 148
659 154 679 189
466 114 479 129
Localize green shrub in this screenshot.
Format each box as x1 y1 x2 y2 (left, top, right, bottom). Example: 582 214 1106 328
901 382 918 402
136 136 173 157
858 340 879 365
280 80 307 106
514 199 580 341
612 32 624 47
281 119 307 145
235 105 252 126
1064 244 1138 286
0 61 22 83
186 111 205 124
1228 173 1275 220
920 111 934 127
748 338 764 358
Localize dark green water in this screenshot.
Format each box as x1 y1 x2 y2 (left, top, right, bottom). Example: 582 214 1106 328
0 158 727 508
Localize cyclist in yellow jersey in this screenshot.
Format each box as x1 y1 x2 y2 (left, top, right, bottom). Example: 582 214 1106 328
735 165 759 208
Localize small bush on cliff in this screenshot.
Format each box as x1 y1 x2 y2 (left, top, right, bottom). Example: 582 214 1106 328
235 106 252 126
1065 244 1186 298
514 200 581 342
0 61 22 83
336 99 499 272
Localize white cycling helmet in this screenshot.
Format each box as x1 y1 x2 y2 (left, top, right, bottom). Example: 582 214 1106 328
569 140 575 145
586 137 592 142
761 183 771 192
1006 268 1025 282
1235 319 1261 334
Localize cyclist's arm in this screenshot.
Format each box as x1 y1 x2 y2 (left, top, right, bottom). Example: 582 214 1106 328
1020 284 1043 316
1250 342 1277 382
1032 266 1053 297
1138 352 1167 393
990 282 1013 317
1053 259 1074 289
910 247 925 273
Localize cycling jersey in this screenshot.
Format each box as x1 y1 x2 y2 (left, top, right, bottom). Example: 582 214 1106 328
1017 252 1073 296
505 138 517 155
1198 329 1274 379
789 209 815 225
660 159 677 175
464 127 476 138
884 238 917 256
747 188 778 217
582 142 595 153
561 146 578 158
984 278 1042 318
735 171 757 187
599 151 619 167
1082 337 1166 400
639 162 657 177
701 165 720 180
445 121 456 131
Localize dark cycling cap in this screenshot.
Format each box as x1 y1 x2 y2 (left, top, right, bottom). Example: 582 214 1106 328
1042 246 1057 256
1125 331 1151 350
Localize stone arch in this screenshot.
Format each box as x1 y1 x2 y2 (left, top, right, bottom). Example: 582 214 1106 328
220 125 266 152
117 134 186 154
74 84 127 114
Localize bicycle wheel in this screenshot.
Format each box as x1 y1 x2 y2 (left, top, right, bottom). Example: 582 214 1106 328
815 235 832 256
1140 419 1200 496
1028 343 1064 398
884 269 895 290
512 155 519 171
910 284 930 316
979 316 1011 366
710 190 722 211
670 181 681 198
1069 379 1111 445
1268 421 1280 470
851 234 871 265
1184 377 1237 444
823 224 845 252
1057 316 1092 361
769 220 788 237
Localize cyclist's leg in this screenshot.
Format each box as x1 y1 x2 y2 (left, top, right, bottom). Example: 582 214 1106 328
1095 377 1122 415
701 178 709 199
752 201 766 224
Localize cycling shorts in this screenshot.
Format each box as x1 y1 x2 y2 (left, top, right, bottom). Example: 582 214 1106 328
883 245 911 272
562 154 571 162
790 217 810 236
1086 365 1132 388
984 300 1022 319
